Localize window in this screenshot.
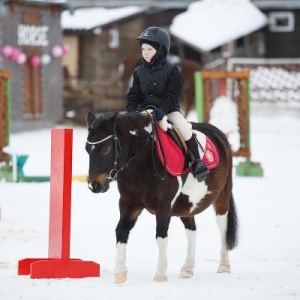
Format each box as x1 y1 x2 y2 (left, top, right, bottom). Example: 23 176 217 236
108 29 119 49
269 12 295 32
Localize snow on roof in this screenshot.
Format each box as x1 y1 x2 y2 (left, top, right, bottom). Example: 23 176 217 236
61 6 144 30
169 0 267 52
6 0 67 4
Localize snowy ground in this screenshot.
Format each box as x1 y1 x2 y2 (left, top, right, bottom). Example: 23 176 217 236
0 108 300 299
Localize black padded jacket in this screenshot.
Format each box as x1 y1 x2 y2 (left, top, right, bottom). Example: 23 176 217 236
126 57 184 114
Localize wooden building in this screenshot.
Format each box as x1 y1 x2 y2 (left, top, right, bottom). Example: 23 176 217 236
253 0 300 58
0 0 66 132
62 8 145 83
62 7 185 80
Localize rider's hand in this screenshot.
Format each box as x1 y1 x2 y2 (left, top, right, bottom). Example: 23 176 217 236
154 108 165 121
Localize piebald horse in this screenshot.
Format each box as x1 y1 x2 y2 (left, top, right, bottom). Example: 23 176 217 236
86 111 238 283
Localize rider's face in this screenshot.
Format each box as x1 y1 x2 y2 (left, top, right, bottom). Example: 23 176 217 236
141 43 157 62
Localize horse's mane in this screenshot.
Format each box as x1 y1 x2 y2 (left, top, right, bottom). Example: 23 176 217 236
114 112 153 155
90 112 151 135
117 112 151 130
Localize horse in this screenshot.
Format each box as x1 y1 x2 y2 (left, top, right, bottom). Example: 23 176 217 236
85 110 238 284
118 55 202 117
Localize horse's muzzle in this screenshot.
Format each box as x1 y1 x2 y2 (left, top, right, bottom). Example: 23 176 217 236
88 179 110 193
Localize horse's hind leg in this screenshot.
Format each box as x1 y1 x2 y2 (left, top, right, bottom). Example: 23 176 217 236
214 192 239 273
114 204 142 284
179 217 196 278
216 210 230 273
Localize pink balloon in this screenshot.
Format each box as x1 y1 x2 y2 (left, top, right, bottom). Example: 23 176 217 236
62 44 70 54
10 48 20 61
29 55 41 67
51 45 63 57
2 45 13 58
17 53 27 64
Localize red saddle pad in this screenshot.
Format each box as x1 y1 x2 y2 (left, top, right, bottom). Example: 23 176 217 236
155 125 219 177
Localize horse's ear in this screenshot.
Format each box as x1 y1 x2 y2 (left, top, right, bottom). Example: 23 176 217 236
86 112 96 127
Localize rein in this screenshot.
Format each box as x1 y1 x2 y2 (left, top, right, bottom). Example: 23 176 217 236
138 107 167 180
151 119 167 180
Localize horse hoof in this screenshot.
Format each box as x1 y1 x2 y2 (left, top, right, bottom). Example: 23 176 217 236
180 270 193 278
114 271 128 284
217 265 231 273
153 274 167 282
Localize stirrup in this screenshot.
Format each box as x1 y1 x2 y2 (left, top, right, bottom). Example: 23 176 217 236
190 160 210 182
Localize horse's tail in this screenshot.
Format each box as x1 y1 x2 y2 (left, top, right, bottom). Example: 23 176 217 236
226 193 239 250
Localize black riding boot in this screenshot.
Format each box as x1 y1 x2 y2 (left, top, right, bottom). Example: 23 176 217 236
186 135 209 182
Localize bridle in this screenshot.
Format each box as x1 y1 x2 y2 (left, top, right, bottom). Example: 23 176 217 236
86 128 123 180
86 115 154 180
86 135 114 145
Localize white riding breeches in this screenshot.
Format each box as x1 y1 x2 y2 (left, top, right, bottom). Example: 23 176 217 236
167 111 193 141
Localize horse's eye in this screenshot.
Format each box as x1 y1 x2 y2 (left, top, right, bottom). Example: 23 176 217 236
101 147 110 155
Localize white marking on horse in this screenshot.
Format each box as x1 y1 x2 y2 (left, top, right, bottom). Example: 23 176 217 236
129 122 152 137
181 174 210 213
144 122 152 134
91 145 95 151
171 177 182 208
180 229 196 278
155 237 168 278
129 130 138 136
115 242 127 274
216 213 231 273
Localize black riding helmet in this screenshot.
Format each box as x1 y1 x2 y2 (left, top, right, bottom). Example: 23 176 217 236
136 26 170 63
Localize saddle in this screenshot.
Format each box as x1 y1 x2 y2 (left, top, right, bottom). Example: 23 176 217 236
154 122 219 177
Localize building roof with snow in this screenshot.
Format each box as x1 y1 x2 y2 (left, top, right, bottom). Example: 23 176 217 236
170 0 268 52
3 0 67 4
61 6 144 30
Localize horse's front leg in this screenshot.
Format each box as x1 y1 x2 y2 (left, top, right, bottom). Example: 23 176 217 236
114 204 142 284
179 217 197 278
153 209 171 282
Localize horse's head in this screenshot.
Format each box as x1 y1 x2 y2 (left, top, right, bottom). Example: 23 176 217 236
86 110 154 193
86 111 118 193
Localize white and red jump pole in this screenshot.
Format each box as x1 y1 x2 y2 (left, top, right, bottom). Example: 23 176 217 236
18 129 100 278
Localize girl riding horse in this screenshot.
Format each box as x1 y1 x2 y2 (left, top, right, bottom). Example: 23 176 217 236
126 26 209 182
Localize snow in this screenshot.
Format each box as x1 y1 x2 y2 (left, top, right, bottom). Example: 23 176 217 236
61 6 144 30
170 0 267 51
1 107 300 299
